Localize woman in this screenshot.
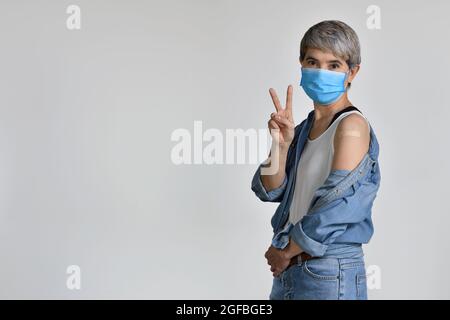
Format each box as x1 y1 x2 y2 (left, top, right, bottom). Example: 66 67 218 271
251 20 381 300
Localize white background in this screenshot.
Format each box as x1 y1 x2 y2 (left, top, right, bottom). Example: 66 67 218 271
0 0 449 299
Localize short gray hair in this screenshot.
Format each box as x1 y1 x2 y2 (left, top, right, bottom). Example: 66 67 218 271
300 20 361 69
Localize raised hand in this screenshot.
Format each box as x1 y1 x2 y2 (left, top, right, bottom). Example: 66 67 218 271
267 85 295 150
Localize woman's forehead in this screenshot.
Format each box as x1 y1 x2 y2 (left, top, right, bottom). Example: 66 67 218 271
304 47 346 62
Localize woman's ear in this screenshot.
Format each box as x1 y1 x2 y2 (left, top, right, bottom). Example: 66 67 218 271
348 64 360 83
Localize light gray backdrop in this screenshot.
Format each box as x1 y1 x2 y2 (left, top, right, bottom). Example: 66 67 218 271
0 0 449 299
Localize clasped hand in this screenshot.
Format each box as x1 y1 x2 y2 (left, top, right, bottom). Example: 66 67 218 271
264 245 291 277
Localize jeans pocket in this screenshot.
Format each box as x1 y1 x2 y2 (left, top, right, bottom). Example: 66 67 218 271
356 273 367 299
302 259 339 281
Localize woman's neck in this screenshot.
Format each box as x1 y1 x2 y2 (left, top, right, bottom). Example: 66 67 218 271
313 94 352 121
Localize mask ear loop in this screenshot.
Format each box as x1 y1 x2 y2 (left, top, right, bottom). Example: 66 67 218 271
344 67 352 91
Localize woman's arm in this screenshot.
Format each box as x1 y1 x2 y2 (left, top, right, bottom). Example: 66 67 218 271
261 86 295 190
251 86 296 202
260 144 290 192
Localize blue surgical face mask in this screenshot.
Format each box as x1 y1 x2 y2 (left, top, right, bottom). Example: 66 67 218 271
300 67 350 106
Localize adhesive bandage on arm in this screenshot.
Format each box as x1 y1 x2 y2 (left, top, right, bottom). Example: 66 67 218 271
337 130 362 138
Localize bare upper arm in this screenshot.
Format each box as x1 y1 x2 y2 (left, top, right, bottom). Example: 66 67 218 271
332 113 370 171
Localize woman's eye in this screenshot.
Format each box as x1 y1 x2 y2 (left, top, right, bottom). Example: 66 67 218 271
308 61 316 66
330 64 339 69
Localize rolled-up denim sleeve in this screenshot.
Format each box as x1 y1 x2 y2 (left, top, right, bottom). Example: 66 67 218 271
288 169 369 257
251 163 288 202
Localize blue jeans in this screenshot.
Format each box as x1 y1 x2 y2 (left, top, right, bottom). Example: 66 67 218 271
269 256 368 300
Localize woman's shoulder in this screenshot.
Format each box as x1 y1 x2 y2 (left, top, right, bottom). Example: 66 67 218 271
335 111 370 136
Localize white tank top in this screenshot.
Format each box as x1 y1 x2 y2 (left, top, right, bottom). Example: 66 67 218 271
287 110 370 225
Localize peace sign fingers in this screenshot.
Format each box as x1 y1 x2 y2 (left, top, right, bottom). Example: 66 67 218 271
269 88 283 113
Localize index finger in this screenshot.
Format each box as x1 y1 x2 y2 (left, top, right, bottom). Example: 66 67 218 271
269 88 282 112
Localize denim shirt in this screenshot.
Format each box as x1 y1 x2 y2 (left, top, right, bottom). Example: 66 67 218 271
251 109 381 258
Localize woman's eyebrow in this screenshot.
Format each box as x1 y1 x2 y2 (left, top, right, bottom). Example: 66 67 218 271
327 60 342 64
305 56 318 61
